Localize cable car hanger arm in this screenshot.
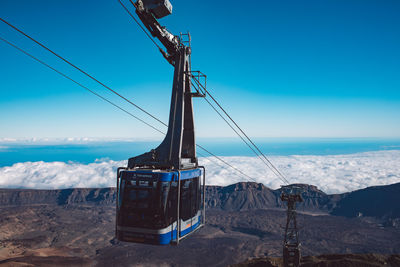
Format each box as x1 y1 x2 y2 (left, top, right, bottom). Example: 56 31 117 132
131 0 179 65
126 0 205 170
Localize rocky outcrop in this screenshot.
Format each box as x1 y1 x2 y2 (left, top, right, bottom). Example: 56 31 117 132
205 183 334 212
331 182 400 219
205 182 277 211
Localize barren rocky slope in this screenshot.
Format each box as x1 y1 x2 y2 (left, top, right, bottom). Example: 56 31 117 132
233 254 400 267
0 182 399 266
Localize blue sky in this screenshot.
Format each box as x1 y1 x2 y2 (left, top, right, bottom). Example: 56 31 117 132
1 0 399 139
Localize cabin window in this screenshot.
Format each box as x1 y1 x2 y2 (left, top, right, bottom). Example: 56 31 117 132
179 177 200 221
118 174 201 230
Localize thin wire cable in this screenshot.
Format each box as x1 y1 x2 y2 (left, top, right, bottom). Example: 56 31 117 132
118 0 162 51
192 81 286 184
193 78 288 184
197 151 249 181
0 36 166 135
206 88 290 184
194 77 290 184
0 17 168 128
196 144 257 182
204 95 283 183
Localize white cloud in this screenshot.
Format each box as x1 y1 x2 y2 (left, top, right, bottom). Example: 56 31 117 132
0 151 399 194
0 160 122 189
202 150 400 193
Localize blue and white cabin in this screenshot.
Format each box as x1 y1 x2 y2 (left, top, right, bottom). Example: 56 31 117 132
116 168 204 245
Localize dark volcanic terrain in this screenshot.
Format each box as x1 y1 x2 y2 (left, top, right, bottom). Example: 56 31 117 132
0 182 399 266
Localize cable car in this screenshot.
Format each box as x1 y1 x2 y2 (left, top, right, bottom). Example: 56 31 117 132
116 0 206 245
116 168 205 245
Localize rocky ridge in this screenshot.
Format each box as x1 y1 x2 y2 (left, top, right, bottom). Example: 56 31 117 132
1 182 399 221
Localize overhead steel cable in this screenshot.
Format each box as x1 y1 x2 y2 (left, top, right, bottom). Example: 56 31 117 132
192 81 286 184
199 87 290 184
0 17 168 128
205 88 290 185
192 79 289 184
196 144 257 182
0 36 166 136
197 151 250 181
118 0 163 52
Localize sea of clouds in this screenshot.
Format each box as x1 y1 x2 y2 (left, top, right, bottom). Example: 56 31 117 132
0 150 399 194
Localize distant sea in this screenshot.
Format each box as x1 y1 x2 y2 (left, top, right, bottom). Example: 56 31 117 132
1 138 400 167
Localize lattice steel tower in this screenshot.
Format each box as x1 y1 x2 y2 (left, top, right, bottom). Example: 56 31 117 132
281 185 303 267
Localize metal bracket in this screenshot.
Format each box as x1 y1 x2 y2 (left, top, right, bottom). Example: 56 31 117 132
187 70 206 98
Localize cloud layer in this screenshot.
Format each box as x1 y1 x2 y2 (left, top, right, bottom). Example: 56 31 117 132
203 150 400 194
1 151 399 194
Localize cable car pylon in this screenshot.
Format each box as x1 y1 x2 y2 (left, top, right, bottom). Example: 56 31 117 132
116 0 207 245
280 185 303 267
